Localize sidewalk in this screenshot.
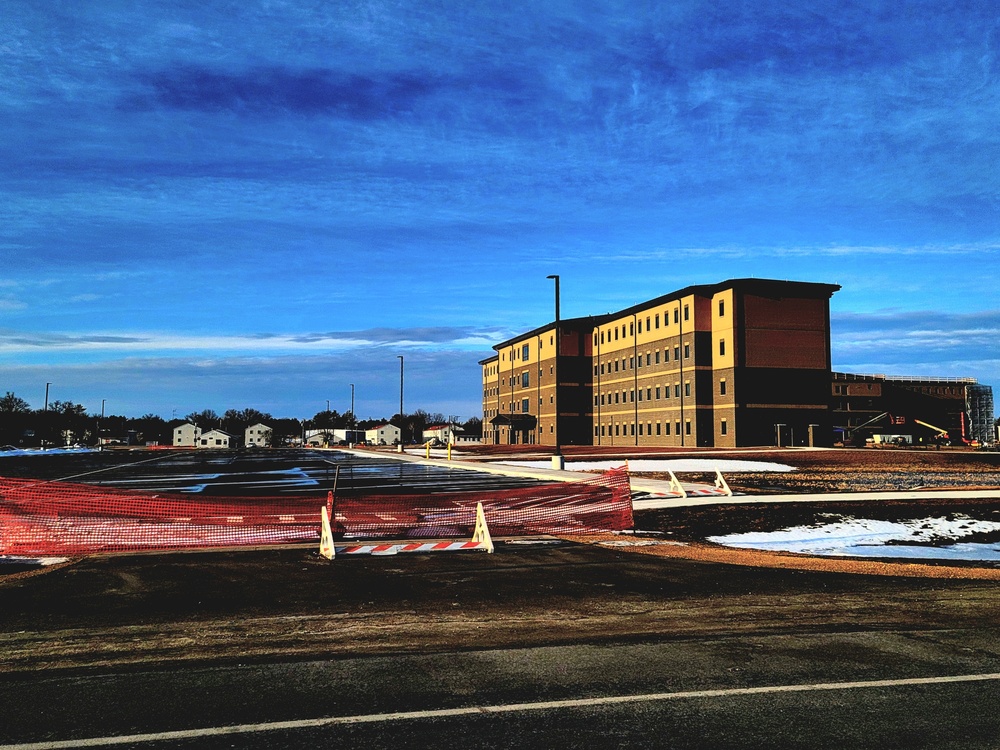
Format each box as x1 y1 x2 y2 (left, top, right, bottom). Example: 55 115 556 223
346 447 1000 509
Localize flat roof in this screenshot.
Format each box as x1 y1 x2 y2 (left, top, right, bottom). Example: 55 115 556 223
483 278 841 353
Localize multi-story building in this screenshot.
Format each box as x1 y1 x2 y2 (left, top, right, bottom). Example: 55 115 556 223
244 422 272 447
173 422 201 447
366 423 401 446
482 278 841 448
481 316 600 447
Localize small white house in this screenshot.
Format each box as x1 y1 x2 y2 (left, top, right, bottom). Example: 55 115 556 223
198 429 236 449
244 423 272 447
173 422 201 447
366 423 401 445
422 424 464 445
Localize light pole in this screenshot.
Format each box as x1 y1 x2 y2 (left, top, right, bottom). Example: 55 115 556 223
98 398 106 450
350 383 355 445
546 275 563 470
775 423 786 448
397 355 404 452
42 382 51 450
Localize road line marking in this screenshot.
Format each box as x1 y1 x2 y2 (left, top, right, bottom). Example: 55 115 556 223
5 672 1000 749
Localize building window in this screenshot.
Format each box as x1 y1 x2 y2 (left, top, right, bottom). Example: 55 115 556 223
600 331 604 344
655 386 661 399
638 320 643 334
684 343 690 358
629 356 634 369
674 308 679 324
615 392 619 404
674 346 680 360
719 339 726 356
639 423 643 436
630 322 634 336
656 422 662 435
684 305 689 321
614 360 619 372
630 390 635 403
630 424 635 436
646 353 651 366
601 425 606 436
646 388 652 400
719 299 725 317
594 395 599 406
646 316 651 329
720 379 727 395
685 420 692 435
594 333 598 346
522 371 530 388
615 425 620 436
655 350 660 364
594 364 599 376
615 328 619 341
674 384 680 397
684 382 691 397
637 355 643 368
522 398 530 413
638 389 643 402
721 420 728 436
655 314 660 329
601 363 605 374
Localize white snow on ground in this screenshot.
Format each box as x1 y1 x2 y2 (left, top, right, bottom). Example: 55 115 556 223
499 458 796 473
0 556 70 566
0 447 98 457
709 515 1000 561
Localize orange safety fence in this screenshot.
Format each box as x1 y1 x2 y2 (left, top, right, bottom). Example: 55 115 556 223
0 468 632 556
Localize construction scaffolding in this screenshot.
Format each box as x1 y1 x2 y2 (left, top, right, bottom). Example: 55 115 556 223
967 384 995 446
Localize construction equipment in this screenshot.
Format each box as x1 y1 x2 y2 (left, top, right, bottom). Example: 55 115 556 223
914 419 949 439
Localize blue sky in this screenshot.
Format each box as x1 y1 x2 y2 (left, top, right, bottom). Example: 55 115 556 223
1 1 998 420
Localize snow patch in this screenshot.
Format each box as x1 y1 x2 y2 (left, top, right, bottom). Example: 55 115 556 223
500 458 795 473
709 515 1000 561
0 447 99 457
0 555 70 566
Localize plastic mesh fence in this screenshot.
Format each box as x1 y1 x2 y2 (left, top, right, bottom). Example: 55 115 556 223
0 468 632 556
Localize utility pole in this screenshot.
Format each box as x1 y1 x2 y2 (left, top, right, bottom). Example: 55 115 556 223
397 355 404 452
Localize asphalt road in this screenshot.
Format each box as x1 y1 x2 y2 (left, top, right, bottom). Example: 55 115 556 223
4 633 1000 749
4 544 1000 748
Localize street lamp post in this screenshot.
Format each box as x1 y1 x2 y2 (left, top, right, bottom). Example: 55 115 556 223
98 398 106 450
546 275 564 470
350 383 355 445
397 355 404 453
775 423 786 448
42 382 51 450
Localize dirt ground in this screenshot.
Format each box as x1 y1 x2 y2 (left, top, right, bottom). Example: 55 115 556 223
4 446 1000 582
3 447 1000 673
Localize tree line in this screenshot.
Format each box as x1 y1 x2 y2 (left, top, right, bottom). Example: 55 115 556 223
0 392 482 448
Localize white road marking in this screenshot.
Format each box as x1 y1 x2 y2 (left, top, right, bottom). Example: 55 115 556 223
4 672 1000 749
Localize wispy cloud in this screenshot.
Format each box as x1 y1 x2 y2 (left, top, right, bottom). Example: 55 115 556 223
832 309 1000 382
0 325 510 355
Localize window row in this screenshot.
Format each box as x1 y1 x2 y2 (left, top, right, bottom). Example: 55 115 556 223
595 382 692 405
594 305 698 346
594 345 692 375
593 419 729 437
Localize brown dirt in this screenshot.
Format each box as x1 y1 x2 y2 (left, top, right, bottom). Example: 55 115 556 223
560 534 1000 580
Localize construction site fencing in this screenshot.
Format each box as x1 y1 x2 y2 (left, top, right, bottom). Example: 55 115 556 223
0 468 632 556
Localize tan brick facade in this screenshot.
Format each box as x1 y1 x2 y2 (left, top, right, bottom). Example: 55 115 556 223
482 279 840 448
